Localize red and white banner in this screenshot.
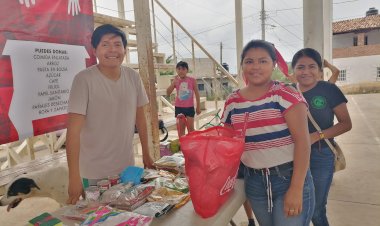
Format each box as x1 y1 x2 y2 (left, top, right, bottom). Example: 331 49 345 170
0 0 96 145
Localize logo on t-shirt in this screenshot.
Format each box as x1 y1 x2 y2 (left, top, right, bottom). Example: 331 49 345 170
311 96 327 109
179 81 191 100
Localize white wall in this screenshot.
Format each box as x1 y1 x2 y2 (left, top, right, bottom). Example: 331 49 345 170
333 33 355 48
182 58 216 79
156 75 171 89
333 55 380 85
333 30 380 47
368 29 380 45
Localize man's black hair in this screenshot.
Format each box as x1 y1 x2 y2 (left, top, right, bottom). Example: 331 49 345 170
91 24 127 49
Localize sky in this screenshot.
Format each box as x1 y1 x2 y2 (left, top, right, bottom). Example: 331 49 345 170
94 0 380 73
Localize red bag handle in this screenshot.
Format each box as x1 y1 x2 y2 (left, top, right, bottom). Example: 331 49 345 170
178 112 248 138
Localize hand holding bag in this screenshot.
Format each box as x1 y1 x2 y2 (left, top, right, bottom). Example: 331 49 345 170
179 114 248 218
307 111 346 172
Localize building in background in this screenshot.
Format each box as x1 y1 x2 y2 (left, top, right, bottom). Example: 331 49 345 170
332 7 380 85
182 58 235 98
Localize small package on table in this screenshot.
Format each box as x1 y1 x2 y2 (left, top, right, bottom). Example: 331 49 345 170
28 212 63 226
160 141 171 157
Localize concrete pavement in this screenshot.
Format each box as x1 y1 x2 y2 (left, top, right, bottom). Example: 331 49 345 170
327 93 380 226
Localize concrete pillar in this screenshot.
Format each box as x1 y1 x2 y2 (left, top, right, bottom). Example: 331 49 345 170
324 0 333 63
117 0 126 19
303 0 333 80
303 0 333 59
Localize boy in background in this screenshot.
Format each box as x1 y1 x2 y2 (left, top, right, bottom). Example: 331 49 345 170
66 24 153 204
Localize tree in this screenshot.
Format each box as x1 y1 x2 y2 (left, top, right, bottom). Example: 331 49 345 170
271 63 293 83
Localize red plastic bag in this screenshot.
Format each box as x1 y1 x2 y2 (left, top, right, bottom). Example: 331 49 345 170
180 126 245 218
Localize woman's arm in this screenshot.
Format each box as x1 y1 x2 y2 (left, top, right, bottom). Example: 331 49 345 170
283 103 311 217
310 102 352 144
324 59 340 84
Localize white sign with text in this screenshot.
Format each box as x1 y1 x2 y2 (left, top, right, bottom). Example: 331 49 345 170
3 40 89 139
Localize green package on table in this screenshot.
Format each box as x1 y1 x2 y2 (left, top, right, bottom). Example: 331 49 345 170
28 212 63 226
169 139 180 153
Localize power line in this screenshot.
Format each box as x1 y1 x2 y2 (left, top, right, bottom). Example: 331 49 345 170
266 0 303 37
190 12 260 36
264 0 359 13
268 17 303 41
156 11 260 47
95 5 134 14
261 0 266 40
333 14 364 21
154 28 185 60
268 6 302 13
182 1 231 20
153 14 193 56
243 2 258 10
269 29 300 50
333 0 359 5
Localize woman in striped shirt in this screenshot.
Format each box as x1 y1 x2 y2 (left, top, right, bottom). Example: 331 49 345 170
222 40 315 226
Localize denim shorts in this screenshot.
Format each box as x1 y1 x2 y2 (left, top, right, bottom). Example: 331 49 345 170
244 162 315 226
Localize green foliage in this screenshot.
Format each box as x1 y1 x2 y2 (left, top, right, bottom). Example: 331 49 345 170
165 55 173 64
159 70 174 76
271 64 293 83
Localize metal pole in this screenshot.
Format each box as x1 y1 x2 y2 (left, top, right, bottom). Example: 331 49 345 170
235 0 244 88
151 0 158 53
117 0 125 19
220 42 223 64
261 0 265 40
93 0 97 13
192 41 195 74
171 19 177 64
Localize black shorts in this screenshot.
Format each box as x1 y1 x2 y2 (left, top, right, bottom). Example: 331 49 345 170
237 162 245 179
175 107 195 117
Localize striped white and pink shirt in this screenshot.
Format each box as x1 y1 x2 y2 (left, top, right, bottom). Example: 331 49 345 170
221 81 307 169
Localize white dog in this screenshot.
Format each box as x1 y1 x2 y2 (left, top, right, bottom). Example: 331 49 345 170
0 163 68 211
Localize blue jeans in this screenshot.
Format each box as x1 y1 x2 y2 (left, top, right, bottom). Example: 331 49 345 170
310 146 335 226
244 163 315 226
